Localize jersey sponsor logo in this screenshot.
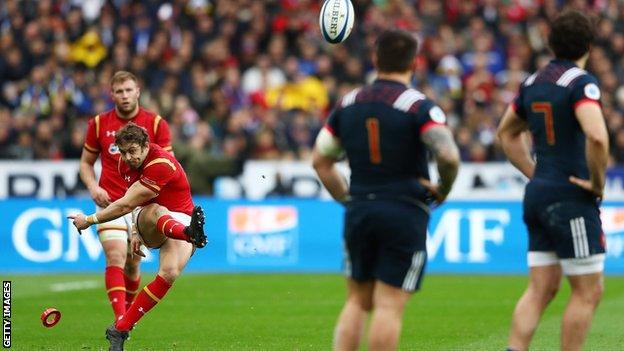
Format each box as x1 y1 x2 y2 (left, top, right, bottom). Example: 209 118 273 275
429 106 446 124
584 83 600 100
108 143 120 155
106 130 116 137
124 175 131 183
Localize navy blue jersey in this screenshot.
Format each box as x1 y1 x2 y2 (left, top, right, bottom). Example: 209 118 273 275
513 59 602 185
325 79 446 201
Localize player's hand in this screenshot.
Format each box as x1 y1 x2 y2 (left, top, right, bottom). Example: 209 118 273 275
418 178 447 206
89 186 111 208
569 176 604 198
130 234 146 258
67 214 90 233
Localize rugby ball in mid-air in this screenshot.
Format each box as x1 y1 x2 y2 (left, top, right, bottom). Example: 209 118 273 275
319 0 355 44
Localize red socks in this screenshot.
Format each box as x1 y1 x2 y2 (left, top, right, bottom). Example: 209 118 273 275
105 266 127 320
156 215 189 241
124 274 141 310
116 275 172 332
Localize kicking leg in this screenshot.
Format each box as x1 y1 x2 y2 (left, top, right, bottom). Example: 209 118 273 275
139 204 207 248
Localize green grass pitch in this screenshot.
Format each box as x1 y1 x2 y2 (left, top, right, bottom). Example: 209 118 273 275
4 273 624 350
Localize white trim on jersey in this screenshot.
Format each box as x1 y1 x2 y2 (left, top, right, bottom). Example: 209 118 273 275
556 67 586 87
392 89 426 112
341 88 361 107
524 73 538 86
402 250 425 292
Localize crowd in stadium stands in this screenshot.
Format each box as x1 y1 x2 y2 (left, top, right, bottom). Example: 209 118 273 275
2 0 624 168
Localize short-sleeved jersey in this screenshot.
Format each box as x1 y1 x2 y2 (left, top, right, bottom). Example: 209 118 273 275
325 79 446 201
119 143 194 215
512 59 602 185
84 107 172 201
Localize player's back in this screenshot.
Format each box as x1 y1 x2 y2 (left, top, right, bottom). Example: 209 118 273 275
327 79 445 202
514 60 601 191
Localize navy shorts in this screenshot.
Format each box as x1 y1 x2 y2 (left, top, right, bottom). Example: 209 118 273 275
343 199 428 292
523 182 605 259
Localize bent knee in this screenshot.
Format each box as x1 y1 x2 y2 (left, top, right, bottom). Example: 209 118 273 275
527 281 560 304
575 284 604 305
349 296 372 312
152 204 170 218
539 285 560 303
158 266 182 283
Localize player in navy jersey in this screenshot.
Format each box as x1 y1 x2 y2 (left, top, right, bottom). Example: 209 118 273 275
312 30 459 351
497 11 608 351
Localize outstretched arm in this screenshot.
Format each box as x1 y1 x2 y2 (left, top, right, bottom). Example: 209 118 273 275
70 181 157 230
496 106 535 179
421 125 460 203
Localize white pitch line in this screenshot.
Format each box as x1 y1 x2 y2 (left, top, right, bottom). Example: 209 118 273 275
49 280 101 292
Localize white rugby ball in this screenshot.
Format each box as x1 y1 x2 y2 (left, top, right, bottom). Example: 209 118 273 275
319 0 355 44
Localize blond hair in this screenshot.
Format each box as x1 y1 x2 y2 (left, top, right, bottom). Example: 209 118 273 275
110 71 138 87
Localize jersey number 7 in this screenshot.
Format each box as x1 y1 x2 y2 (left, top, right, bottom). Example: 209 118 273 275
531 102 555 146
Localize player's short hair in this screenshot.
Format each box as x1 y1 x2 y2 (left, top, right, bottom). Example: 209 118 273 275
548 10 595 61
375 30 418 73
110 70 138 87
115 123 149 147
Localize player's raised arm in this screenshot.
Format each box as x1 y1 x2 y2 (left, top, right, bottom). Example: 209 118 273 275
496 105 536 179
571 102 609 197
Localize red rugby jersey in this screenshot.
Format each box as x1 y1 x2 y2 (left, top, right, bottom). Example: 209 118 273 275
119 143 194 216
83 107 172 201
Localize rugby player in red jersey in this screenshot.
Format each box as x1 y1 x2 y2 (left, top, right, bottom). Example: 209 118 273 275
71 123 207 351
80 71 173 320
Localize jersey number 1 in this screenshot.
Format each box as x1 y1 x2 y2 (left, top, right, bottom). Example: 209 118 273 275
531 102 555 145
365 118 382 164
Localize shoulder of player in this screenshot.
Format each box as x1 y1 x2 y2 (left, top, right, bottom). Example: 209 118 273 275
95 109 117 120
336 87 362 109
138 108 169 133
568 71 598 88
556 67 594 89
142 145 178 172
392 87 427 114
